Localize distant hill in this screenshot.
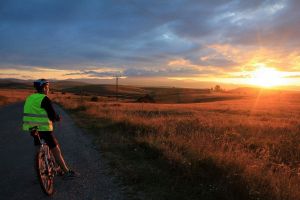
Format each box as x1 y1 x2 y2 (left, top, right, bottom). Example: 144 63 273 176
0 78 247 103
142 87 213 103
229 87 284 95
0 79 32 89
61 85 217 101
0 79 89 91
229 87 261 95
51 80 91 90
62 84 148 98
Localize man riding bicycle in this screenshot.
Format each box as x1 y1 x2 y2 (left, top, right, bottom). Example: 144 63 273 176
23 79 79 178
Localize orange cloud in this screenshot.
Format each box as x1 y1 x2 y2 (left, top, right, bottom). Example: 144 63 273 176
208 44 300 72
167 58 192 66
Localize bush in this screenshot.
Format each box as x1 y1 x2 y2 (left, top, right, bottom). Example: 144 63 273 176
90 96 99 102
137 94 155 103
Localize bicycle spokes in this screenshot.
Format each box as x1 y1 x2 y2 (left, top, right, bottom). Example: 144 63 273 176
36 149 54 195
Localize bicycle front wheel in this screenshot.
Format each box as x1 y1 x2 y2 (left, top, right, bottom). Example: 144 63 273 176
36 147 54 195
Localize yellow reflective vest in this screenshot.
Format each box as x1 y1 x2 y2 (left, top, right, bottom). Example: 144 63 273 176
23 93 53 131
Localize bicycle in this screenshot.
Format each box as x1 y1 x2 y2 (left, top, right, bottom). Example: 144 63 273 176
29 126 62 195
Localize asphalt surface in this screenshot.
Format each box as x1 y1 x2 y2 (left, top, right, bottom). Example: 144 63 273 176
0 103 125 200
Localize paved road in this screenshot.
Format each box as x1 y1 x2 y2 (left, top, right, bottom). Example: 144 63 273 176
0 103 125 200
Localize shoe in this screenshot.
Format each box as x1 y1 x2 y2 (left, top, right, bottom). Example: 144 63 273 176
63 169 80 179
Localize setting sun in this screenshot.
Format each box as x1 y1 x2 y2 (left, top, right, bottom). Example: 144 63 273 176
249 65 287 87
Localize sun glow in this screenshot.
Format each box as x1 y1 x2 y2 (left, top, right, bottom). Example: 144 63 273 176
249 65 286 87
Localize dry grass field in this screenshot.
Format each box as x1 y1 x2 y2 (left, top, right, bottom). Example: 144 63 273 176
55 90 300 200
0 89 32 106
2 88 300 199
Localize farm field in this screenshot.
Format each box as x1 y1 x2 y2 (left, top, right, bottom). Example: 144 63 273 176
0 89 32 106
55 89 300 200
2 88 300 199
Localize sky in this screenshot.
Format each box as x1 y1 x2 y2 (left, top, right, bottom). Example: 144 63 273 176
0 0 300 89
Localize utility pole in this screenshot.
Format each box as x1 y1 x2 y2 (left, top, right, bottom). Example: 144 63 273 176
80 88 83 103
80 73 84 103
115 74 120 101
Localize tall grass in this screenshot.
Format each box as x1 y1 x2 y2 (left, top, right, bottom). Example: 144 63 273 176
0 89 32 106
56 91 300 200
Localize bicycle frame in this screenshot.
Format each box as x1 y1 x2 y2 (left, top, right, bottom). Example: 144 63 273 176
36 134 51 169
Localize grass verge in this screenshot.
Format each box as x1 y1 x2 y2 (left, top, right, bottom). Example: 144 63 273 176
65 107 255 200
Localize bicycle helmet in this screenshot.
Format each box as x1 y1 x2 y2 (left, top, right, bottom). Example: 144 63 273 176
33 79 49 91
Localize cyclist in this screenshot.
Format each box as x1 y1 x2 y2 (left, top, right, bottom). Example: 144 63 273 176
23 79 79 178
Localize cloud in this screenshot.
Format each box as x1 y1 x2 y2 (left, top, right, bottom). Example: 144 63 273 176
0 0 299 83
123 67 203 77
64 70 121 78
63 63 214 78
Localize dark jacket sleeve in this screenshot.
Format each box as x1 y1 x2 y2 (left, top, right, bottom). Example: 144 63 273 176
41 96 59 122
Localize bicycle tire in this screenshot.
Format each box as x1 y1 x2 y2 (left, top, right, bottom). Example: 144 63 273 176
36 146 54 195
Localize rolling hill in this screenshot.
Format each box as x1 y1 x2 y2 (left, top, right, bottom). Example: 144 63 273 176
1 79 280 103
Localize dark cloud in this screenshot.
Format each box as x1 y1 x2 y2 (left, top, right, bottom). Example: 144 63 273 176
64 66 213 78
123 67 205 77
64 70 121 77
0 0 299 76
219 0 300 48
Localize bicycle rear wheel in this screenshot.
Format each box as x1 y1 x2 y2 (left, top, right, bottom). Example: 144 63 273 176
49 150 63 176
36 147 54 195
